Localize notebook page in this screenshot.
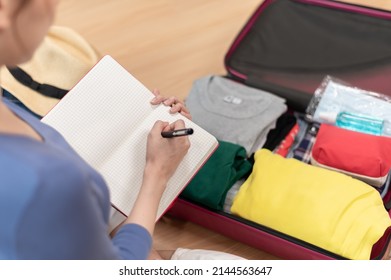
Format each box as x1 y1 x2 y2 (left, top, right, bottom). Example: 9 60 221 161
42 55 157 170
99 104 218 217
42 55 218 218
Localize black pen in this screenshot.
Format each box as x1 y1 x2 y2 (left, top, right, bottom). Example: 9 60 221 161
161 128 194 138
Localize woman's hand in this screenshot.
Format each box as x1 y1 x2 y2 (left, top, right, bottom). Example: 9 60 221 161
122 119 190 236
150 89 192 120
144 119 190 187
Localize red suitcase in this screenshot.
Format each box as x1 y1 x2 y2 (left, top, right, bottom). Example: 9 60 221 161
167 0 391 260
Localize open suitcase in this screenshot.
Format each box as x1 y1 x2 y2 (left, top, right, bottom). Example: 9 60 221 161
167 0 391 260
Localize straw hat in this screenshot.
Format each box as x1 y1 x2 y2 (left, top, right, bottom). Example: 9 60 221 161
0 25 101 117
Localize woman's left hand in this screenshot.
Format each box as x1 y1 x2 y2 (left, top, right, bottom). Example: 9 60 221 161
150 89 192 120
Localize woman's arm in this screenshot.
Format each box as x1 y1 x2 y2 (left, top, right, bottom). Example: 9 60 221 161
120 119 190 235
110 91 191 258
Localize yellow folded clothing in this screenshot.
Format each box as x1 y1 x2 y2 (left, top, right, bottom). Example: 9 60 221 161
231 149 391 259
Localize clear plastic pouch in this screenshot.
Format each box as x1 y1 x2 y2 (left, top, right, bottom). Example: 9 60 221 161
306 76 391 136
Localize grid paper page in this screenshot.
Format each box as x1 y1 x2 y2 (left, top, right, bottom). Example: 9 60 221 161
99 106 218 217
43 55 156 169
42 55 218 218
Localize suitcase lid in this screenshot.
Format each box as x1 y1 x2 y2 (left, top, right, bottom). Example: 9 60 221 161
225 0 391 112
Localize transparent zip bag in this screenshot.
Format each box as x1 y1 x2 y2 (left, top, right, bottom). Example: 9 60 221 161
305 76 391 137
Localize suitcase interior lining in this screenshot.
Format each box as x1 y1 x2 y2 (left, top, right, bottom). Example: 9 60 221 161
225 0 391 112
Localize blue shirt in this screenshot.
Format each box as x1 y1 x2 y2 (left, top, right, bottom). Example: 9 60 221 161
0 98 152 259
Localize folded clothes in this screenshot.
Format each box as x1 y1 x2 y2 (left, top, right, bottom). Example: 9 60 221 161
286 113 310 159
181 140 252 210
311 124 391 187
231 149 391 260
186 75 287 156
274 123 300 157
263 111 297 151
223 178 245 214
379 172 390 198
290 122 320 164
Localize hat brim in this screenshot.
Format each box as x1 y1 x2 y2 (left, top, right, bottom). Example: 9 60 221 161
0 25 100 117
1 67 60 117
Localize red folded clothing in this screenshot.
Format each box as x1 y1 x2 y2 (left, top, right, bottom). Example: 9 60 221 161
310 124 391 187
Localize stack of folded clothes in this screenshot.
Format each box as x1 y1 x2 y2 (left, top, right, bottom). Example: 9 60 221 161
230 149 391 260
186 75 287 156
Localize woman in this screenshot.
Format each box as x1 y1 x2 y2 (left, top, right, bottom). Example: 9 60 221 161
0 0 191 259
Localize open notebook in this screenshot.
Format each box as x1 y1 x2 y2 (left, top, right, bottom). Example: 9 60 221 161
42 55 218 219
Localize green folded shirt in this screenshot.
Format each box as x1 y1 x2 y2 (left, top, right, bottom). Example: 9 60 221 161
181 140 253 210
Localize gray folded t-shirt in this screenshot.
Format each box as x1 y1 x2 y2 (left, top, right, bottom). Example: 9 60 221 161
186 75 287 155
